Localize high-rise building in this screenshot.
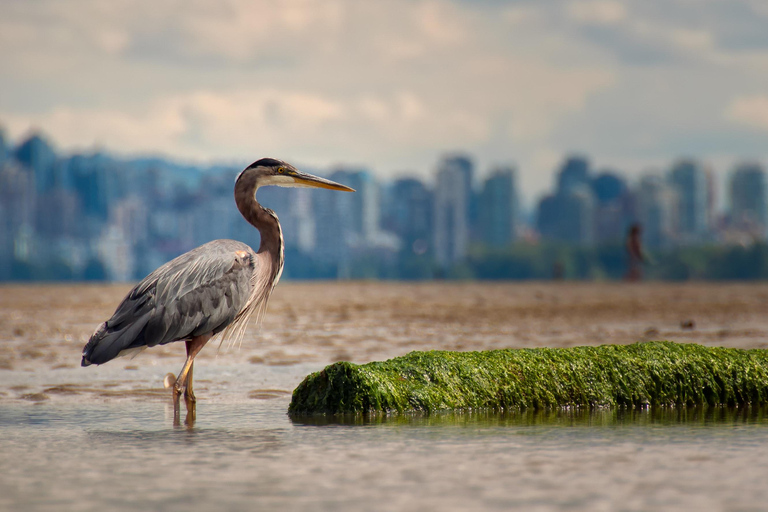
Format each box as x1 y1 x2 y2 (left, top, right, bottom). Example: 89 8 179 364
729 163 767 236
439 154 477 237
669 160 711 242
591 172 626 204
311 167 380 276
557 156 590 195
636 174 678 249
387 177 433 254
433 157 471 266
537 187 595 245
312 178 349 265
478 166 519 248
98 224 135 282
0 127 9 165
14 133 58 194
0 162 37 277
536 157 596 245
591 171 633 243
332 169 379 244
35 189 81 239
63 154 127 238
258 186 316 253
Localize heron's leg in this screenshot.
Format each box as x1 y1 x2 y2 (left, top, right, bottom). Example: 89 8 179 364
185 360 194 402
172 333 212 403
184 396 196 427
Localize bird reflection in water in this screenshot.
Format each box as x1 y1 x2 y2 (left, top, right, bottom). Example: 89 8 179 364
80 158 354 421
174 397 196 429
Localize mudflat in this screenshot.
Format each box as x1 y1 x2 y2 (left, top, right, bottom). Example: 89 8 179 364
1 281 767 402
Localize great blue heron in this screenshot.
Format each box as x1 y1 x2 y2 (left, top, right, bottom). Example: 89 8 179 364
81 158 354 403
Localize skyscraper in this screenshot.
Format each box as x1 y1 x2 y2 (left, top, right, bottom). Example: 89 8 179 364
64 153 125 225
591 171 632 243
636 174 678 249
388 177 433 254
312 174 351 265
311 167 381 277
537 188 595 245
433 156 471 266
443 154 474 212
14 133 57 194
0 127 9 165
557 156 590 195
256 186 316 254
669 160 711 242
332 169 379 244
478 166 518 248
0 162 37 276
729 163 767 236
536 156 596 245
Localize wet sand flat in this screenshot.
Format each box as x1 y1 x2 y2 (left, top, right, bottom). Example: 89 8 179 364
1 281 768 402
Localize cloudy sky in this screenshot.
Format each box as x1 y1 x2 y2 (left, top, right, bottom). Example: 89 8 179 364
2 0 768 201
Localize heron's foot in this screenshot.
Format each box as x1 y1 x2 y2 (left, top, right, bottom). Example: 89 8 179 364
172 382 186 403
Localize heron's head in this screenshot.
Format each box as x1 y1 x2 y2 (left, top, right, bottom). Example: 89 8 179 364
237 158 355 192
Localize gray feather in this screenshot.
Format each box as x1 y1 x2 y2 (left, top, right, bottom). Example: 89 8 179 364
82 239 256 366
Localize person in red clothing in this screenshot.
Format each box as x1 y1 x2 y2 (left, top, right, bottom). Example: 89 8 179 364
625 223 645 281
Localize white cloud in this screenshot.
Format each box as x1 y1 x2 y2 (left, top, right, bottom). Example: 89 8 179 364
168 0 346 61
3 0 768 200
725 95 768 131
4 89 346 159
671 29 713 52
567 0 627 25
3 104 186 155
0 0 616 179
502 5 540 26
2 63 612 176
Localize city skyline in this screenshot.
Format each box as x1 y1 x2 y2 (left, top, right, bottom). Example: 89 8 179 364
1 124 765 215
3 127 768 282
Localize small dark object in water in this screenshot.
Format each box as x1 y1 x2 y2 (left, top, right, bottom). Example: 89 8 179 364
681 320 695 330
644 327 660 338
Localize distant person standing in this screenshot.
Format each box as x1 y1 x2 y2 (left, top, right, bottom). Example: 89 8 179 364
625 223 645 281
552 261 564 280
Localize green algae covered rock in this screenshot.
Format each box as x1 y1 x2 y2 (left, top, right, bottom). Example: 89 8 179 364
288 342 768 414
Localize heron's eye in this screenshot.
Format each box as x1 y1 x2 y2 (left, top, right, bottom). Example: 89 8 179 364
277 167 286 174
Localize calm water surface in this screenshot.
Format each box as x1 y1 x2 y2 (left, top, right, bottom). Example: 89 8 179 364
2 400 768 512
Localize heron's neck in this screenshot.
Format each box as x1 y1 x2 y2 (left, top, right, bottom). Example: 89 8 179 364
234 182 284 269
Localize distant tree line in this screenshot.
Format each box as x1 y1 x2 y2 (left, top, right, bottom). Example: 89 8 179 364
285 242 768 282
9 241 768 282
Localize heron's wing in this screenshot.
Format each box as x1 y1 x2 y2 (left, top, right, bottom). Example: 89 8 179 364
82 240 256 365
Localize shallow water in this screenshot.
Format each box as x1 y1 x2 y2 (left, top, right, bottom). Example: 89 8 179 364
4 282 768 510
3 401 768 511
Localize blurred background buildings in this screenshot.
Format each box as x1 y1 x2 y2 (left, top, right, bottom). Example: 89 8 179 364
2 128 768 281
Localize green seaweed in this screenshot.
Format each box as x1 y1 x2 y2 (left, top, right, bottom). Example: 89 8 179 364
288 342 768 415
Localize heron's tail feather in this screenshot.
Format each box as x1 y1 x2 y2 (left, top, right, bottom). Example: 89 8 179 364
81 316 151 366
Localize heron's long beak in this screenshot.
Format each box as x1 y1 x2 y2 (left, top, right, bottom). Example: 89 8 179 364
291 171 355 192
